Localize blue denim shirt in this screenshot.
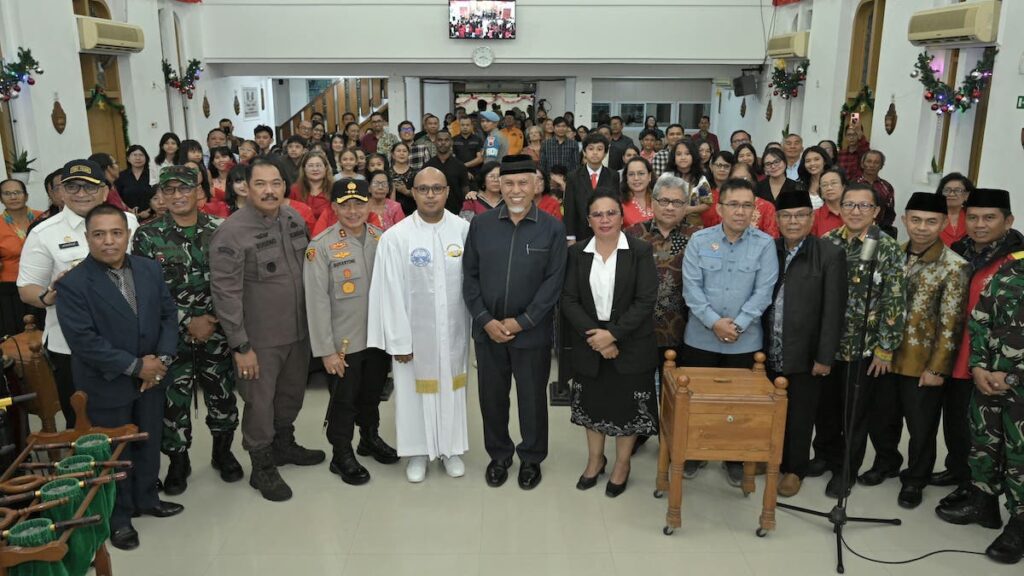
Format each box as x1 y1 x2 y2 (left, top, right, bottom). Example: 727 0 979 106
683 225 779 354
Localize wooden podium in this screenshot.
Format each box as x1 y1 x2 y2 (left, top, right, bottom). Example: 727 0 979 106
655 351 788 537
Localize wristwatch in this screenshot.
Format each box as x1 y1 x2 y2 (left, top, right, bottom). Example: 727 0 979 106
233 342 252 354
158 354 175 366
38 287 51 307
1006 373 1020 387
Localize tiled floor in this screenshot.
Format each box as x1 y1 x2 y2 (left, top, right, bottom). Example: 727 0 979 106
60 367 1018 576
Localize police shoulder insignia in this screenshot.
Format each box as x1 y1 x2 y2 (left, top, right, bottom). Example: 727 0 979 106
330 241 348 250
305 247 317 261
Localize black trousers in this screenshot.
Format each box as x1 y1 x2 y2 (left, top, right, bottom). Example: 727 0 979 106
475 340 551 465
866 373 905 473
892 374 944 488
812 360 880 478
325 347 389 451
940 377 973 483
679 343 755 369
770 371 822 478
46 350 76 429
87 388 164 530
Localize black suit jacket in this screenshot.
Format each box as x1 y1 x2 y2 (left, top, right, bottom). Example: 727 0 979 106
561 234 658 378
762 236 848 374
755 177 799 206
563 166 620 243
56 254 178 408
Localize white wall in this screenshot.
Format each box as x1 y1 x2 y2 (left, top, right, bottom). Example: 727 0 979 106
593 79 712 103
976 0 1024 194
422 81 453 118
536 80 566 118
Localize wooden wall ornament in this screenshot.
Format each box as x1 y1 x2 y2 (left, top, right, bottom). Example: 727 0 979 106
884 100 897 135
202 93 210 118
260 87 265 110
740 98 747 118
233 93 240 115
765 100 774 122
50 100 66 134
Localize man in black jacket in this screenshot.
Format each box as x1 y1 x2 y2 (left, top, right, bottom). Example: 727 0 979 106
463 154 567 491
563 133 619 245
764 190 848 497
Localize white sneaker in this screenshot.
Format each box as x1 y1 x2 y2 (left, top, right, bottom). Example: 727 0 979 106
406 455 428 483
441 455 465 478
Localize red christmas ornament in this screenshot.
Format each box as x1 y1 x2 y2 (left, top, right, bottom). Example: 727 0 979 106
930 103 940 111
972 89 981 98
955 94 964 102
924 91 933 100
768 83 774 88
12 85 20 93
790 89 798 97
26 77 35 86
773 90 779 96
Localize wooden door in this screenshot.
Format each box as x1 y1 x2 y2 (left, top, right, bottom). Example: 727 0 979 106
87 104 125 166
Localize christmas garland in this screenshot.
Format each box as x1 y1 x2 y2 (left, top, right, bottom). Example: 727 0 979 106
838 85 875 141
769 59 809 99
912 48 996 115
0 48 44 102
86 85 130 146
162 58 203 99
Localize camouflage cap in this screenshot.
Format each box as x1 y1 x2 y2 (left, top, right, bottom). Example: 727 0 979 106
159 165 198 187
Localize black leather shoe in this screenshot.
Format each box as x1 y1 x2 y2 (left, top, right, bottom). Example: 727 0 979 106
857 467 899 487
518 462 542 490
485 459 512 488
136 500 184 518
825 473 853 499
897 484 924 509
576 456 607 491
162 452 191 496
936 487 1003 529
330 450 371 485
986 516 1024 565
939 484 973 507
110 526 139 551
357 431 400 465
929 469 960 487
606 470 630 498
805 458 830 478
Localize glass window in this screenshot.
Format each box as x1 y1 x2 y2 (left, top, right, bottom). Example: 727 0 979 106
591 102 611 127
619 103 645 127
677 103 709 130
645 103 672 126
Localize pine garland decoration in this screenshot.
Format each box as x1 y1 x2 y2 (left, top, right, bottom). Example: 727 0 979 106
768 59 809 100
838 85 875 141
0 48 44 102
913 48 996 115
162 58 203 99
86 85 130 146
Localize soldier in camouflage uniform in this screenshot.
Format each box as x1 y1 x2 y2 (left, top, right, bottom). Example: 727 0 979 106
937 191 1023 564
132 165 242 495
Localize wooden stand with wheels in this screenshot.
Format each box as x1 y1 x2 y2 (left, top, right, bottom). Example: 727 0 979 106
654 351 788 537
1 315 63 437
0 392 136 576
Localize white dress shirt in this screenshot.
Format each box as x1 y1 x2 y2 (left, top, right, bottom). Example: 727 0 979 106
584 232 630 321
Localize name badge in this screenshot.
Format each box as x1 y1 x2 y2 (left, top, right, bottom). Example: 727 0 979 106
58 241 80 250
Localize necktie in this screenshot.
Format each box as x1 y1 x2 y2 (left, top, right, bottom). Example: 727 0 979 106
590 172 598 190
109 269 137 315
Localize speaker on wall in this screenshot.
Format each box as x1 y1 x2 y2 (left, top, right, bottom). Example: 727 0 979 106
733 75 758 97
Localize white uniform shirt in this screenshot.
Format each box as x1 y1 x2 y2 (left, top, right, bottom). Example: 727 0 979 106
584 232 629 321
16 208 138 354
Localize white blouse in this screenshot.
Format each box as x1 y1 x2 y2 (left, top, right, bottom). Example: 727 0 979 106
584 232 630 321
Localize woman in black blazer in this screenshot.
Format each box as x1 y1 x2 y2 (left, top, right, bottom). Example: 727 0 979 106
561 190 659 497
755 148 799 206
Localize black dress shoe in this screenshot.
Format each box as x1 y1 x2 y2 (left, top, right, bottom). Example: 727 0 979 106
576 456 607 491
605 470 630 498
825 473 853 499
110 526 140 551
485 459 512 487
805 458 830 478
929 469 960 487
936 487 1003 529
330 450 371 485
897 484 924 509
518 462 542 490
986 516 1024 564
857 467 899 487
939 484 973 507
136 500 184 518
357 431 400 465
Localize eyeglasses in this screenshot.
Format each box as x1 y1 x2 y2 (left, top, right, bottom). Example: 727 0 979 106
626 171 649 179
777 211 813 222
720 202 756 212
711 163 732 170
1 190 25 198
820 181 842 190
655 198 686 208
63 183 105 196
400 127 415 133
942 187 966 196
763 160 784 168
159 185 195 197
588 210 621 220
370 180 390 189
413 184 447 196
840 201 876 212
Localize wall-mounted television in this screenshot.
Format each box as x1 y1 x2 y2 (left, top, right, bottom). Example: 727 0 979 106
449 1 516 40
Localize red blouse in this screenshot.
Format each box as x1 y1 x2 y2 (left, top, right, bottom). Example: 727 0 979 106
940 209 967 247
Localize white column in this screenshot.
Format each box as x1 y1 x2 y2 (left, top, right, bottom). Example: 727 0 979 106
386 74 406 128
405 77 422 127
573 76 593 128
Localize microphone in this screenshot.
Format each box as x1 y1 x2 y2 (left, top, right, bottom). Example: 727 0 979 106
860 225 880 263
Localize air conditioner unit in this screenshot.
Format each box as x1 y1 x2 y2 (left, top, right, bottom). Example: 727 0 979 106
767 31 810 58
77 16 145 54
908 0 1000 47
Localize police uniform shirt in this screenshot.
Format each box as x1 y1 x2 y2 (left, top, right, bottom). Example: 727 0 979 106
17 208 139 354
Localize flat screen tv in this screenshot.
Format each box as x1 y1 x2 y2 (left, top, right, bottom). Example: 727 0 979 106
449 1 516 40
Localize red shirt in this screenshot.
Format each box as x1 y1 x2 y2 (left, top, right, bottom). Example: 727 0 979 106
289 183 331 221
836 138 869 181
622 198 654 227
537 195 562 220
811 204 843 237
940 210 967 247
105 186 128 211
700 189 778 237
952 256 1011 379
200 198 230 219
287 199 316 231
360 132 379 155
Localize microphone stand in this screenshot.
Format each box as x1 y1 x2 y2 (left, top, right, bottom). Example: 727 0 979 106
774 232 901 574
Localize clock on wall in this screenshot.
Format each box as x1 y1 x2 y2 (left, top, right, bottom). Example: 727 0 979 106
472 46 494 68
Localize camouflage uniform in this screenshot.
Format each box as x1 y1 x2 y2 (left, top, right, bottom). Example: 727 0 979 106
133 212 239 455
968 251 1024 517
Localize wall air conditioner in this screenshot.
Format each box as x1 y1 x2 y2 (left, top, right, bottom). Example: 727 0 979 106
908 0 1000 47
77 16 145 54
766 31 809 59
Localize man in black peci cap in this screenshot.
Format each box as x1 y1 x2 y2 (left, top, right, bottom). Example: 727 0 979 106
463 154 566 490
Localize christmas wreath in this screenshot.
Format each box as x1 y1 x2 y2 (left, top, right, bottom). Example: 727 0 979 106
769 59 809 100
162 58 203 99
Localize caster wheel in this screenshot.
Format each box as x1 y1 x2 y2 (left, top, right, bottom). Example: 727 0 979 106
653 490 664 499
755 528 767 538
663 526 674 536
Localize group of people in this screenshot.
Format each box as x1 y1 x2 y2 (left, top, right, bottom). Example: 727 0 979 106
2 107 1022 565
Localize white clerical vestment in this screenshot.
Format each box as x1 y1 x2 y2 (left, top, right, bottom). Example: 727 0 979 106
368 211 471 460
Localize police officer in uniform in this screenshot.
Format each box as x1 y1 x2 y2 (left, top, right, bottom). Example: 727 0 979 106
210 157 324 502
133 166 242 495
304 178 398 485
16 159 139 429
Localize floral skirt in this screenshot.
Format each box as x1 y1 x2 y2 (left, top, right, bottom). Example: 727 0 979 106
570 358 658 437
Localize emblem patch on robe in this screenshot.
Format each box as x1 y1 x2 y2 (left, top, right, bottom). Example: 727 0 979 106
411 248 431 267
446 244 463 258
343 269 353 279
305 248 317 261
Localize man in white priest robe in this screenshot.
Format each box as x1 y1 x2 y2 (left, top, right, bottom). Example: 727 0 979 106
368 167 472 483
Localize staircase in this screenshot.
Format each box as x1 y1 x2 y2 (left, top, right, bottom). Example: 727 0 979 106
278 77 388 139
